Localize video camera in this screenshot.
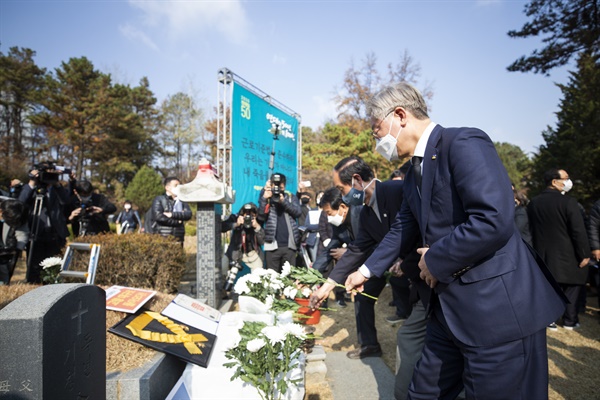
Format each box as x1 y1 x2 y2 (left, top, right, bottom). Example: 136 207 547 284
271 174 283 202
31 161 72 185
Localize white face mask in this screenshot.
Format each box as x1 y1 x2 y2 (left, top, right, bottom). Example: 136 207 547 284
327 209 346 227
562 178 573 193
375 115 401 162
124 205 131 210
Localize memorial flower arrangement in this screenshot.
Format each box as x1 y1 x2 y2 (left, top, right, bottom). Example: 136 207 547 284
40 256 63 284
224 320 309 400
234 262 377 314
229 263 377 399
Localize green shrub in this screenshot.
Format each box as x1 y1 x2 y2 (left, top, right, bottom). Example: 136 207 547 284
185 224 197 237
70 233 186 293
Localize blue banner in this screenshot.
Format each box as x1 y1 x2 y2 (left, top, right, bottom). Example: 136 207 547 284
231 83 299 213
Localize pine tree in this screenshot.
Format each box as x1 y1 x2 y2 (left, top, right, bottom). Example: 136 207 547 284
508 0 600 75
125 166 165 212
531 52 600 204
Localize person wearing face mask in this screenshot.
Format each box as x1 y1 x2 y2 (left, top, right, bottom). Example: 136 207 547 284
296 182 312 227
115 200 143 234
344 83 565 400
528 168 590 330
67 179 116 237
312 187 362 307
151 176 192 245
311 156 421 361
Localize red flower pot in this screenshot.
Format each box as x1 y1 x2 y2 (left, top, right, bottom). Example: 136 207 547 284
294 298 321 325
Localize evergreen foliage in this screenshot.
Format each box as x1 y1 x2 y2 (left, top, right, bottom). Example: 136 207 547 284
508 0 600 75
494 142 533 189
70 233 187 294
125 165 165 212
531 52 600 205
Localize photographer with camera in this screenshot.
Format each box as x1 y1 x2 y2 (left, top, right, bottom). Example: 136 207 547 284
0 199 29 285
222 202 265 291
257 172 302 273
18 162 72 283
67 179 116 237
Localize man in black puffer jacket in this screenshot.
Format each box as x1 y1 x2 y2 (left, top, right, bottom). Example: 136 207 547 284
151 177 192 245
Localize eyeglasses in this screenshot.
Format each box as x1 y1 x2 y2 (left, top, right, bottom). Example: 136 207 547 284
370 109 395 139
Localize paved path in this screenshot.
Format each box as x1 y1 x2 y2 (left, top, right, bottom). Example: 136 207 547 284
325 351 395 400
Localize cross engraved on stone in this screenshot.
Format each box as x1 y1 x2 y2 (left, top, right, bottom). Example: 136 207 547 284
71 300 88 336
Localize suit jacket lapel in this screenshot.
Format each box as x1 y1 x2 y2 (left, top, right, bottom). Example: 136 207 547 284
420 125 443 244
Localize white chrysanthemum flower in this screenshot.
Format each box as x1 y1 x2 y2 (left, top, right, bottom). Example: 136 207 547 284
40 257 63 269
233 276 250 294
280 322 305 338
281 261 292 277
264 295 275 309
283 286 298 299
246 338 266 353
269 281 283 291
301 287 312 298
264 269 279 278
246 273 261 284
253 268 269 277
261 325 287 345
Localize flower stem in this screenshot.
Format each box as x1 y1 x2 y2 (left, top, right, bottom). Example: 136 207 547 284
333 283 378 301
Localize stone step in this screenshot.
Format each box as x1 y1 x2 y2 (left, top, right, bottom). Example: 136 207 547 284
324 351 395 400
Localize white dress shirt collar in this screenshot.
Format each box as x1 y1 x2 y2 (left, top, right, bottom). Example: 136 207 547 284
412 122 437 158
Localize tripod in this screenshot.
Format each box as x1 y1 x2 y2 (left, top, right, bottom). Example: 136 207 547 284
25 192 46 282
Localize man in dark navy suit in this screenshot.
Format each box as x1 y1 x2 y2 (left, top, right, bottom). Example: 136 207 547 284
310 156 419 360
346 83 565 399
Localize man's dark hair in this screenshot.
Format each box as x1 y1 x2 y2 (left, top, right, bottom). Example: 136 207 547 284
0 199 27 227
270 173 286 185
389 169 404 180
334 156 374 185
543 168 562 187
124 200 132 205
75 179 93 195
164 176 180 187
320 187 344 210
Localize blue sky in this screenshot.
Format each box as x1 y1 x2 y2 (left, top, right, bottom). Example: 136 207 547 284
1 0 570 157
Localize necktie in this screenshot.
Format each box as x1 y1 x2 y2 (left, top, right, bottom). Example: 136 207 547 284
412 156 423 197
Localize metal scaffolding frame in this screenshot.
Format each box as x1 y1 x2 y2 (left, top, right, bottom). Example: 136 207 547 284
216 68 302 214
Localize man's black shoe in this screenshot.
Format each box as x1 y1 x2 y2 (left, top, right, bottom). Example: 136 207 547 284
336 299 347 308
346 344 382 359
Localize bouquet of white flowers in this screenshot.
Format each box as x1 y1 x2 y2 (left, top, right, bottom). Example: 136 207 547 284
40 256 63 284
224 320 309 400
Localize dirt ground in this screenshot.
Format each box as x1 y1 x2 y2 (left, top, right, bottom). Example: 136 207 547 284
6 241 600 400
308 285 600 400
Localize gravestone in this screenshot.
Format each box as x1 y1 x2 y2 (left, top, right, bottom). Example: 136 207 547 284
0 283 106 399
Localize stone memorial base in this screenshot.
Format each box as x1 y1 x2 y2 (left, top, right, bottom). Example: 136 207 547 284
106 299 234 400
165 312 306 400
